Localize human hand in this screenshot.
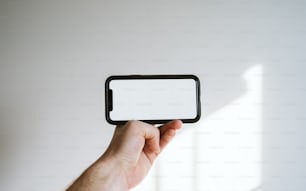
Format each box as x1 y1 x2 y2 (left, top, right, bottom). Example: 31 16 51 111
66 120 182 191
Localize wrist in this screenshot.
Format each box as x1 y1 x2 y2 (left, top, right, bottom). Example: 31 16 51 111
67 155 128 191
89 155 128 191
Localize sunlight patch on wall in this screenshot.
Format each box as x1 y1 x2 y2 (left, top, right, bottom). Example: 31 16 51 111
133 65 263 191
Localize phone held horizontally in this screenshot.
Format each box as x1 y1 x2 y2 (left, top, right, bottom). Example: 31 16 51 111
105 75 201 125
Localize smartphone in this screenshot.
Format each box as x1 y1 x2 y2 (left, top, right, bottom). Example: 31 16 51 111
105 75 201 125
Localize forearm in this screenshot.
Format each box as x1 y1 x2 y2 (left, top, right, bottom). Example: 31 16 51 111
66 157 128 191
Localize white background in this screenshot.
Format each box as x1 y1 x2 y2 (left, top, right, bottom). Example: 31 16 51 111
1 0 306 191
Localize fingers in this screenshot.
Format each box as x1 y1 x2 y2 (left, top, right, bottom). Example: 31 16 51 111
128 120 161 154
160 119 182 136
159 120 182 150
113 120 182 159
141 122 161 154
124 120 182 153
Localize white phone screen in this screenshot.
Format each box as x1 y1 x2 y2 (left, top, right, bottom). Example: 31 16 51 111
105 75 201 124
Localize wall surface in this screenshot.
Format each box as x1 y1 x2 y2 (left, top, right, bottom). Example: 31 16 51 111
1 0 306 191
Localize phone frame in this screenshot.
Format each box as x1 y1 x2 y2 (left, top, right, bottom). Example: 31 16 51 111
105 74 201 125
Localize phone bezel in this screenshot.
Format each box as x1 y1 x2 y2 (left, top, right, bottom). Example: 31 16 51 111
105 74 201 125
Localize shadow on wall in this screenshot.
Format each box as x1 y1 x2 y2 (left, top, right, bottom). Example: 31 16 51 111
142 64 263 191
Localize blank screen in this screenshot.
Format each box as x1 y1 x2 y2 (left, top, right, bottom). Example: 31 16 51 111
109 79 198 121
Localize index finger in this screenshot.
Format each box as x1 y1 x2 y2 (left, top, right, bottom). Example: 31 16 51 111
159 120 182 150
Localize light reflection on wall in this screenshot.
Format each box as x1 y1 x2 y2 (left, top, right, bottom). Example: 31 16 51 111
133 65 262 191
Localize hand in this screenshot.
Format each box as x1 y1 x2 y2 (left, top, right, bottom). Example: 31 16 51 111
66 120 182 191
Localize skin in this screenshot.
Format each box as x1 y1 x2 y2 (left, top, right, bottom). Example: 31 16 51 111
66 120 182 191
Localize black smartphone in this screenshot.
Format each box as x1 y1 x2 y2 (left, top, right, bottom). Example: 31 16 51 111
105 75 201 125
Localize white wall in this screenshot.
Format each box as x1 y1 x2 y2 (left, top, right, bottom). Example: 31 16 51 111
1 0 306 191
